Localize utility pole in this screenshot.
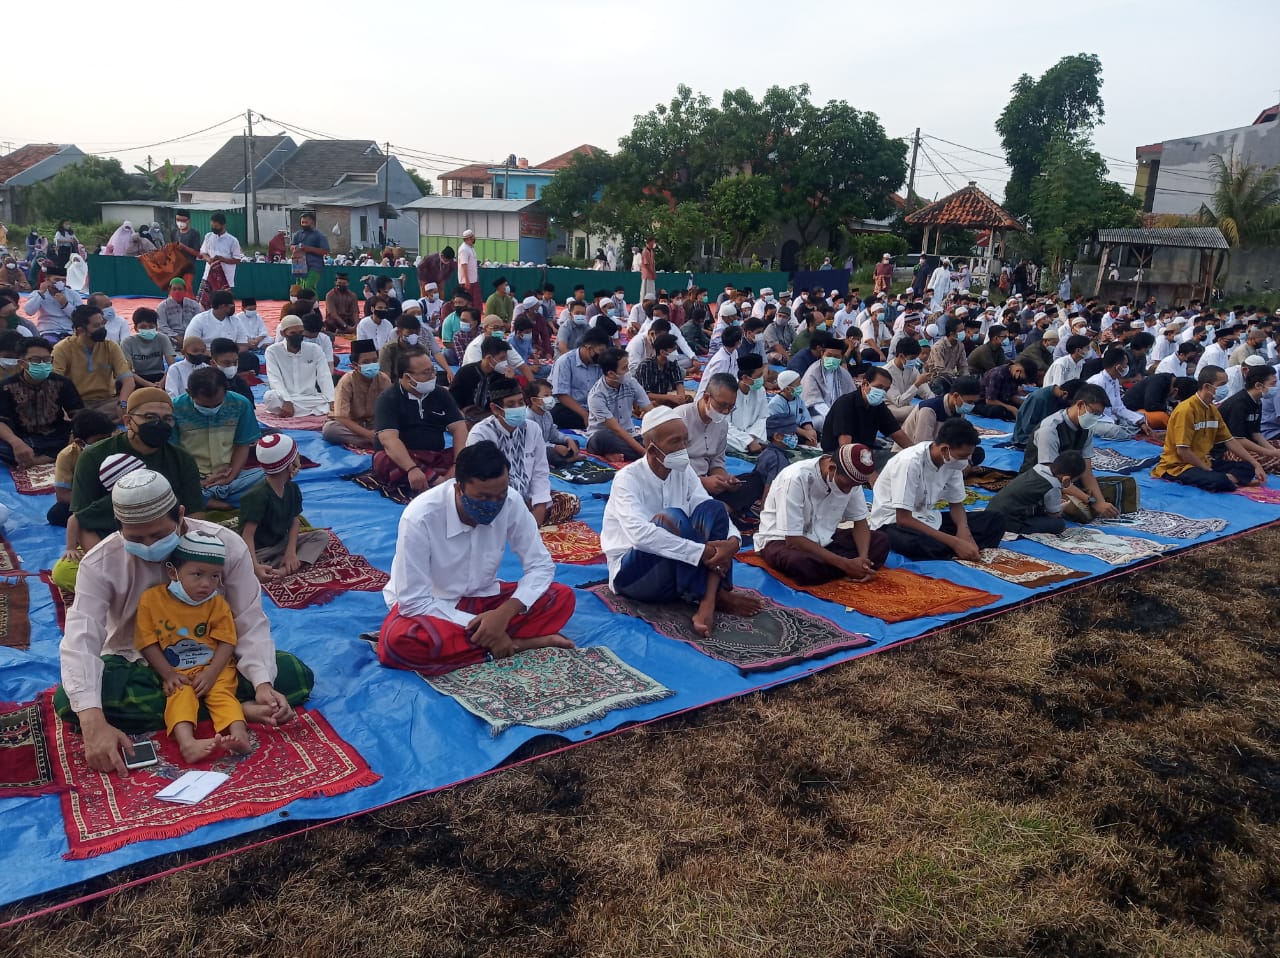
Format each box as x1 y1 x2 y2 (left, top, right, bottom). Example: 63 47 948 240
241 133 250 239
906 128 920 204
383 140 390 244
246 109 260 245
146 155 154 173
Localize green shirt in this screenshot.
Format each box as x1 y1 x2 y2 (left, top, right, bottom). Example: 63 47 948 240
239 477 302 550
71 431 205 535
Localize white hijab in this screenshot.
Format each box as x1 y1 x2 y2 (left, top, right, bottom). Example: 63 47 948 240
106 221 135 256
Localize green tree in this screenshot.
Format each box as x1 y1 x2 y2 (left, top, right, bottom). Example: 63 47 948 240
708 174 777 261
404 168 436 197
27 156 135 223
132 159 190 201
1029 135 1139 271
1196 148 1280 247
996 54 1105 217
538 149 616 239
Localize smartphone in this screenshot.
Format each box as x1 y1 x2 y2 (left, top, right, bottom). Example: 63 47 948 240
123 740 159 770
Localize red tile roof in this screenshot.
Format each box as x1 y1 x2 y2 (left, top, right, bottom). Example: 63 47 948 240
536 144 603 171
437 162 494 183
1135 142 1164 157
903 183 1023 230
0 144 61 184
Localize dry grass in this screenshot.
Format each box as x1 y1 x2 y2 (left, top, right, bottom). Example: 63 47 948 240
4 528 1279 957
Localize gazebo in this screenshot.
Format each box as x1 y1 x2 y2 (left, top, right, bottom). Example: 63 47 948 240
904 182 1025 274
1091 227 1229 303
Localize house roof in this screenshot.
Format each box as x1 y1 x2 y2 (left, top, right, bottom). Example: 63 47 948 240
1135 142 1164 158
402 196 541 213
536 144 603 171
1095 227 1229 250
180 135 292 193
904 183 1023 230
1253 104 1279 125
438 162 495 183
0 144 63 185
258 140 387 192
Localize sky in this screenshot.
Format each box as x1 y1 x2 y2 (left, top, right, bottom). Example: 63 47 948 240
4 0 1277 202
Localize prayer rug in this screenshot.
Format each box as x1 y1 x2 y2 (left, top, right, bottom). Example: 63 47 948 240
1090 448 1159 474
955 548 1089 589
1225 438 1280 475
586 582 875 672
0 534 30 577
51 707 380 859
727 445 824 465
253 411 329 431
938 488 989 509
8 462 56 496
341 468 413 505
1023 527 1173 565
1233 484 1280 505
548 458 616 485
39 572 73 632
260 532 389 610
342 443 373 456
540 520 604 565
1100 509 1229 539
0 580 31 649
734 554 999 624
0 694 64 798
965 467 1018 492
425 646 673 736
975 427 1012 439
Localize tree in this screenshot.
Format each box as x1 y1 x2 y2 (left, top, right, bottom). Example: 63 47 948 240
708 174 777 261
132 159 189 201
1029 134 1139 271
405 168 436 197
538 149 616 239
996 54 1105 216
1197 148 1280 247
27 156 135 223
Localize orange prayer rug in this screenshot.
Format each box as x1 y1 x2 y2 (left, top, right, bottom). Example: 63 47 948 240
0 580 31 649
954 548 1088 589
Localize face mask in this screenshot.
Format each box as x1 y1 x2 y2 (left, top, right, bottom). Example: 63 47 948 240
460 491 505 525
284 336 304 349
54 282 66 292
1077 411 1101 430
137 419 174 447
503 406 528 428
782 433 799 450
492 331 506 341
459 322 472 332
518 332 532 342
941 454 969 472
572 314 588 326
167 576 213 607
866 386 887 406
822 357 842 371
705 406 727 424
541 396 558 411
815 323 827 332
194 402 222 417
653 446 690 472
956 331 967 342
750 377 764 392
409 377 436 396
211 364 236 382
0 357 18 368
138 328 158 341
26 361 53 382
958 401 975 415
186 354 209 366
103 308 117 323
404 334 419 346
123 530 180 563
1214 384 1229 403
360 362 381 379
89 328 108 343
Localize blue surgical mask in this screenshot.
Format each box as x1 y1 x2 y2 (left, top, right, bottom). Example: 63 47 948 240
1214 384 1229 403
459 322 472 332
404 333 419 346
460 491 505 525
782 433 799 449
25 361 53 382
958 401 975 415
956 331 967 342
194 402 222 417
866 387 887 406
168 576 212 607
138 329 158 341
360 362 381 379
123 531 180 563
503 406 528 428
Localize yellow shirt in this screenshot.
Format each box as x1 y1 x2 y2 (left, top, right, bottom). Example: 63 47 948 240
53 440 83 490
1153 394 1232 478
51 338 132 403
134 583 237 671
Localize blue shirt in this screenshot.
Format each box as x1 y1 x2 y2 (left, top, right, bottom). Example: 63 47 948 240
291 228 330 272
1261 382 1280 440
171 392 261 477
788 349 818 375
551 348 602 404
768 393 812 427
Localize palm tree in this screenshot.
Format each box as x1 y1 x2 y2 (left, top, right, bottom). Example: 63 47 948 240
1197 148 1280 247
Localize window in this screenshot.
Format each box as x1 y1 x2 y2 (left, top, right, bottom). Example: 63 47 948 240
471 185 484 198
494 183 505 199
525 184 537 200
451 184 462 198
359 215 368 242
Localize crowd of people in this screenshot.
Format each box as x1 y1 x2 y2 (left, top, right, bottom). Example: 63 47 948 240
4 214 1279 778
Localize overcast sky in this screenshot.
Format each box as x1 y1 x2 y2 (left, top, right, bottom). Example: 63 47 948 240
4 0 1276 202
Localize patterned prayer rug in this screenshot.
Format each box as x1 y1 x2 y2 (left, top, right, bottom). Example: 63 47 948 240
955 548 1089 589
734 554 999 624
540 520 604 565
0 534 30 577
965 467 1018 492
548 458 616 485
342 443 374 456
1100 509 1229 539
0 694 64 798
425 646 673 736
253 411 329 431
1023 527 1174 565
974 426 1012 439
39 572 73 632
260 532 389 610
939 488 990 509
1233 484 1280 505
7 462 56 496
51 707 380 859
1225 438 1280 475
0 580 31 649
341 468 414 505
587 582 875 672
1090 448 1159 474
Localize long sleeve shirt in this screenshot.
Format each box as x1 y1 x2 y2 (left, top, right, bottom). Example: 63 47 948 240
156 297 201 342
466 415 552 508
926 337 968 381
800 362 853 416
884 360 932 408
264 341 334 414
59 519 276 713
726 385 769 451
1087 371 1144 425
383 480 554 624
23 288 83 337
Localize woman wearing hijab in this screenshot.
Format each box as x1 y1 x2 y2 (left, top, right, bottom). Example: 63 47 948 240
53 221 78 267
105 221 136 256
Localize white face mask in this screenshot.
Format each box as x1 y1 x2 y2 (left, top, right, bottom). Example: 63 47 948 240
409 377 436 396
651 445 690 472
704 405 727 424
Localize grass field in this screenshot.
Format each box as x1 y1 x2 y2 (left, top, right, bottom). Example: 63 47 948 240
4 527 1279 957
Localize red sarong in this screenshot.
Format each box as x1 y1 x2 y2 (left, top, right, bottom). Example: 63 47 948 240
197 261 231 309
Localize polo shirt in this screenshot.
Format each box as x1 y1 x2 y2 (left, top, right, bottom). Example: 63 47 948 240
586 375 650 437
50 337 132 403
373 384 462 453
172 391 261 477
1153 395 1232 478
821 389 899 452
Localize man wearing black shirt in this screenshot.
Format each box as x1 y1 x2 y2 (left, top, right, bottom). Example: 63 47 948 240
450 336 512 414
373 347 466 494
210 338 255 405
821 366 912 462
1219 364 1280 469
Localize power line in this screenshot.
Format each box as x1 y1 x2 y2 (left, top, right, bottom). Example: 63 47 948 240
916 142 957 192
921 134 1007 163
88 114 245 156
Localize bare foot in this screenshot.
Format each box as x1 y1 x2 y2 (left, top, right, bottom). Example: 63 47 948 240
511 633 575 653
179 737 220 763
242 702 279 726
691 606 715 638
221 722 253 754
716 590 765 617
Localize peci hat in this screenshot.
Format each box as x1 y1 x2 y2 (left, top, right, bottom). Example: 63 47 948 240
173 529 225 566
126 387 172 413
278 315 304 333
351 338 377 358
777 370 801 390
835 443 877 485
99 453 145 490
256 433 298 475
718 302 738 317
111 469 178 525
640 405 680 435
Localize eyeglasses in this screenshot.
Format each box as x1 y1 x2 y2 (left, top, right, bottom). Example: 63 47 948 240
134 413 176 425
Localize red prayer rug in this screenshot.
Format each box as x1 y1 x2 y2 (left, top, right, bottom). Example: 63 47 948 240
540 520 604 565
0 534 32 577
260 532 389 610
0 579 31 649
254 411 329 431
8 462 56 496
1225 438 1280 475
39 572 74 632
1234 484 1280 505
51 706 380 859
0 693 65 798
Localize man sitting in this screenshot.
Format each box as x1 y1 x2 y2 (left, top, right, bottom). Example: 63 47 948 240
898 376 981 448
263 316 333 417
373 346 466 494
1219 363 1280 468
869 418 1006 561
801 336 854 432
209 337 254 405
0 336 83 465
975 358 1036 421
677 373 771 528
884 338 933 423
768 370 819 448
967 326 1010 376
323 339 390 450
450 335 515 415
156 278 201 347
52 304 134 421
121 308 174 386
986 451 1086 535
185 291 245 351
525 379 582 466
1020 382 1119 521
1152 365 1266 491
586 348 651 460
754 443 890 584
601 406 764 637
1011 378 1081 448
1086 347 1152 439
323 273 360 334
550 328 609 429
633 332 690 408
725 355 770 455
164 336 210 400
377 441 576 676
821 366 912 461
172 367 264 510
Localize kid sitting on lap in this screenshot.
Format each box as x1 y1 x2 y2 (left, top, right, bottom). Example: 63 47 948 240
240 433 330 582
134 529 251 762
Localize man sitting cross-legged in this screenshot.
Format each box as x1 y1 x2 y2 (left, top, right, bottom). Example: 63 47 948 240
377 440 576 676
1151 364 1266 492
601 406 765 638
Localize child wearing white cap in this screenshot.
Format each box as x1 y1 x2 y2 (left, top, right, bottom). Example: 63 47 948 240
239 434 331 581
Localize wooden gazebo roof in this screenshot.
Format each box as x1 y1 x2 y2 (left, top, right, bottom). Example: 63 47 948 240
904 182 1024 231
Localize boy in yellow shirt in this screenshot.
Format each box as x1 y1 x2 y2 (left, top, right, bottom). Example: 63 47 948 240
1151 364 1266 492
134 529 252 762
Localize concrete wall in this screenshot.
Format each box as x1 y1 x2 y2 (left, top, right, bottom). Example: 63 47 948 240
1152 119 1280 216
1220 247 1280 294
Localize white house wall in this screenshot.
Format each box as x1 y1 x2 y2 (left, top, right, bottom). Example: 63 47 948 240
1153 120 1280 216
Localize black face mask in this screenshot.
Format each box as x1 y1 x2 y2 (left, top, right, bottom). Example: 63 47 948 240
89 328 108 343
284 335 305 348
136 420 173 447
186 354 209 365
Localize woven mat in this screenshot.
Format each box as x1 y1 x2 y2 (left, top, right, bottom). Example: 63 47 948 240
253 410 329 431
1090 448 1159 474
540 520 604 565
0 693 65 798
954 548 1088 589
8 462 56 496
51 706 380 859
426 646 673 736
1100 509 1229 539
1023 527 1174 565
260 532 389 610
735 552 999 624
0 580 31 649
586 583 874 673
341 468 413 505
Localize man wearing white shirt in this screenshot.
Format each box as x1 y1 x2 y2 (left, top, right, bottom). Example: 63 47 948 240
1086 347 1152 439
1195 326 1239 376
1150 320 1185 363
725 355 769 453
234 298 269 352
1044 335 1090 388
164 337 210 399
1155 342 1200 378
601 406 764 637
377 441 575 677
263 316 333 417
198 214 243 288
696 326 742 399
457 229 480 308
185 291 246 349
859 303 891 359
750 287 775 321
88 293 130 344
